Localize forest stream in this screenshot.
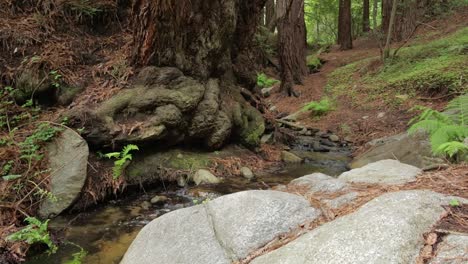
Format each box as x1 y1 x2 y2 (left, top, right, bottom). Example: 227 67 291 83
25 150 351 264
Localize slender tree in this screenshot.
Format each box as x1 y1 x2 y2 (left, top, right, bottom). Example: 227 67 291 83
277 0 308 96
383 0 398 59
373 0 378 31
363 0 371 32
338 0 353 50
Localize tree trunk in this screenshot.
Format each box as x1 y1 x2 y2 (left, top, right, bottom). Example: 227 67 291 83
384 0 398 59
265 0 276 32
363 0 370 32
382 0 429 42
338 0 352 50
277 0 308 96
75 0 268 151
373 0 378 31
132 0 266 81
382 0 392 35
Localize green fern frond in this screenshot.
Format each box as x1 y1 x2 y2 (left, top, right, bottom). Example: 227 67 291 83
122 144 139 157
436 141 468 157
430 125 468 152
409 106 452 125
445 93 468 126
408 119 444 135
104 152 120 159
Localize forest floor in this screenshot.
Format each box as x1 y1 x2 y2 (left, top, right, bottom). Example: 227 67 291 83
269 6 468 152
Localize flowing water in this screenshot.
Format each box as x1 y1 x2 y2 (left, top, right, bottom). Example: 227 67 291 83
26 151 350 264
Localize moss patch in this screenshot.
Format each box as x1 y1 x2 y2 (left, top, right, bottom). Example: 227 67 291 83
326 28 468 107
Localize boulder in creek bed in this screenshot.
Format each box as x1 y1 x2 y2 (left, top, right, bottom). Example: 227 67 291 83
240 167 255 180
281 151 303 163
339 159 422 185
192 169 221 185
429 234 468 264
252 190 460 264
350 131 446 170
38 128 89 219
289 173 349 194
120 190 321 264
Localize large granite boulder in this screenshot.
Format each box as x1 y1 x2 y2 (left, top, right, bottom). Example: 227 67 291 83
429 234 468 264
38 128 89 218
289 173 349 194
120 190 321 264
252 190 455 264
339 159 422 185
350 132 446 170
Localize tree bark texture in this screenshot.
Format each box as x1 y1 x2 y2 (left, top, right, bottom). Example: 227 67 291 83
277 0 308 96
338 0 353 50
73 0 270 151
363 0 371 32
265 0 276 32
382 0 431 42
132 0 266 81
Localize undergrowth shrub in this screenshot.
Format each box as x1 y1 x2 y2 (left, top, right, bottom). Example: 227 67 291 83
303 98 334 116
408 94 468 161
7 217 57 254
256 73 279 88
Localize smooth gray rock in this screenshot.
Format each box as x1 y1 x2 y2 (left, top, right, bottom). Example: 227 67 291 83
121 190 321 264
350 132 446 169
192 169 221 185
121 205 230 264
150 195 168 205
289 173 348 194
38 128 89 218
252 190 450 264
430 234 468 264
207 191 321 260
240 167 255 180
339 159 422 185
323 192 358 209
281 151 303 163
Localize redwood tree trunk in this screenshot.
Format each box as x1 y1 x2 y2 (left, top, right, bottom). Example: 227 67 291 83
338 0 353 50
265 0 276 32
277 0 308 96
132 0 266 81
363 0 371 32
382 0 429 42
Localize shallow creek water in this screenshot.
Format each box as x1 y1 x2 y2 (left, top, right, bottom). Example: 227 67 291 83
26 152 350 264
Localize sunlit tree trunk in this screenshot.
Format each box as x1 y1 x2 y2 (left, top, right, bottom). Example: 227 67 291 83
277 0 308 96
338 0 352 50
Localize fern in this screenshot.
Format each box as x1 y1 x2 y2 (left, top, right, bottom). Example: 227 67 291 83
445 94 468 126
408 94 468 160
436 141 468 158
256 73 279 88
303 98 334 116
105 144 139 179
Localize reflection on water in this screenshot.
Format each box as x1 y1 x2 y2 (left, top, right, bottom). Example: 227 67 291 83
26 153 350 264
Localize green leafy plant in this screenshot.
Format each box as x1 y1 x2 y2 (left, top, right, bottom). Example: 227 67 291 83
64 243 88 264
256 73 279 88
303 98 334 116
49 70 62 89
449 199 461 207
105 144 139 179
408 94 468 160
7 217 58 254
19 123 62 162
